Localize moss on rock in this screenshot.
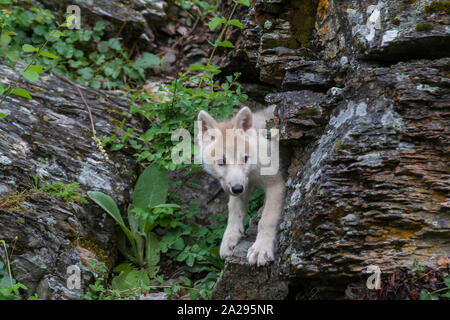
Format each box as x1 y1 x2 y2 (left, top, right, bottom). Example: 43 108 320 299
289 0 317 48
416 22 434 32
424 1 450 14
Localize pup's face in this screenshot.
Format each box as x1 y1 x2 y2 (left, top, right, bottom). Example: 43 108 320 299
198 107 257 197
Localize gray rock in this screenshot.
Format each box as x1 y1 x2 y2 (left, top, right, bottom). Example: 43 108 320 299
212 0 450 299
0 64 140 299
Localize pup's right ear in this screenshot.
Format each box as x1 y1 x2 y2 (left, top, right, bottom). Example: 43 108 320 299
198 110 218 133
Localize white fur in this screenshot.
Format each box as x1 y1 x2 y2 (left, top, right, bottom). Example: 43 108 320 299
197 106 285 266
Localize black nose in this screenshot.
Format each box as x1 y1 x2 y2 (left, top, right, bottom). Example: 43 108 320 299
231 184 244 194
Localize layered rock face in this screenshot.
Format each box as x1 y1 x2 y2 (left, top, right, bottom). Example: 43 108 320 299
0 65 140 299
213 0 449 299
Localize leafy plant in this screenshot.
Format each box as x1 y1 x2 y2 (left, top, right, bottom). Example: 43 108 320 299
102 0 249 170
87 165 171 293
0 2 65 108
420 276 450 300
104 71 247 170
0 1 160 101
199 0 248 86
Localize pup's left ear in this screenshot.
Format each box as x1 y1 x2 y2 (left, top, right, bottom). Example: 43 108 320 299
234 107 252 131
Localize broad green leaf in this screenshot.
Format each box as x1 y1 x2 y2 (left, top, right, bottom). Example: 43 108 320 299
0 113 5 118
229 19 244 29
22 44 38 53
442 291 450 298
49 30 64 38
172 237 184 250
28 65 43 74
39 51 60 59
132 165 168 210
11 88 32 99
87 191 135 245
145 231 160 269
5 47 20 62
0 84 4 95
234 0 250 7
112 263 133 273
216 40 234 48
208 17 226 31
111 268 151 292
20 69 39 82
0 34 11 48
1 31 17 36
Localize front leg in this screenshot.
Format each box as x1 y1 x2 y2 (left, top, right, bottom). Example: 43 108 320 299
247 177 285 266
220 193 248 259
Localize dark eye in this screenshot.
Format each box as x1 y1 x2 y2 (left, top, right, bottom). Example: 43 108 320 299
244 155 249 163
219 156 226 166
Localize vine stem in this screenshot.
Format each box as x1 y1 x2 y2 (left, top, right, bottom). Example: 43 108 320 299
0 24 64 106
198 3 238 88
0 240 13 286
54 70 110 162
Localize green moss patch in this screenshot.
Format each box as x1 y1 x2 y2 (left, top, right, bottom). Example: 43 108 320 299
424 1 450 14
416 22 434 32
288 0 318 48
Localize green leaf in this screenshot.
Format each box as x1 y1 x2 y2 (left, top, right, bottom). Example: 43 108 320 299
111 268 150 292
87 191 135 245
22 44 38 53
145 231 160 270
234 0 250 7
0 113 5 119
216 40 234 48
5 47 20 62
10 88 32 99
112 263 133 273
172 237 185 250
39 51 60 59
1 31 17 36
49 30 64 39
444 277 450 288
94 21 105 33
28 65 43 74
178 276 191 286
186 254 195 267
420 289 439 300
78 67 93 80
0 34 11 48
229 19 244 29
0 84 4 95
132 165 168 210
133 52 160 70
20 69 39 82
208 17 226 31
441 291 450 298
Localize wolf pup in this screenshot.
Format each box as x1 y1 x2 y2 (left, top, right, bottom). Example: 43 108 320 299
197 106 285 266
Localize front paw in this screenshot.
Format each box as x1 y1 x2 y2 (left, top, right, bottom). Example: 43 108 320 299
220 231 242 259
247 237 275 266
